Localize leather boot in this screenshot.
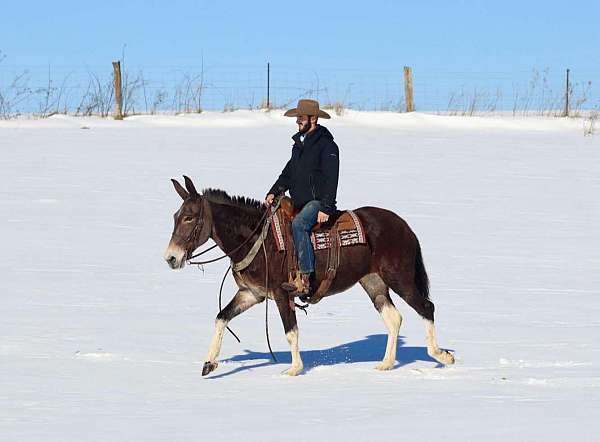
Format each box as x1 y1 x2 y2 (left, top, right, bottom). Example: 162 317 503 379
281 272 311 296
298 272 317 303
299 273 313 296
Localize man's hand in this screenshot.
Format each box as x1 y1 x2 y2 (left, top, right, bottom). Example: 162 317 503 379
264 194 275 206
317 211 329 223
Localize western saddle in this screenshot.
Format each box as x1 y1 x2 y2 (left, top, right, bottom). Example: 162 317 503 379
271 197 366 304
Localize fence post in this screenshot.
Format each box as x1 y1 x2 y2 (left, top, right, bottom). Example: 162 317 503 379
267 62 271 109
112 61 123 120
404 66 414 112
564 68 570 117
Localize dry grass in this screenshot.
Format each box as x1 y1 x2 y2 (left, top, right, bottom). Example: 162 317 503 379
322 101 346 116
584 110 598 136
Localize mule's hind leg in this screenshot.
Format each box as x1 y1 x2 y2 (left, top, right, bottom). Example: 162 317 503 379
424 318 455 365
360 273 402 370
382 274 454 365
202 289 264 376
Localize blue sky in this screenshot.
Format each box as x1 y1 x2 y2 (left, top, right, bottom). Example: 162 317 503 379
1 0 599 110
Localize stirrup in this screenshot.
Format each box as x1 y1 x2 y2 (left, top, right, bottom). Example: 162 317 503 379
298 293 311 303
294 302 310 315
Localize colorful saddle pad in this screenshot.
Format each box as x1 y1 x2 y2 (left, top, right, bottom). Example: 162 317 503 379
271 209 366 252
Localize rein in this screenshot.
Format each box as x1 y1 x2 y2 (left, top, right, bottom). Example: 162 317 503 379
187 202 273 266
186 198 282 362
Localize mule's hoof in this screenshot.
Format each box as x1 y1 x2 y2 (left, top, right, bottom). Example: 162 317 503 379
375 361 394 371
283 364 303 376
440 351 455 365
430 350 455 365
202 361 218 376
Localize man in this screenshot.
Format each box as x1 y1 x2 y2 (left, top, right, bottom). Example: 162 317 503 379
265 99 340 298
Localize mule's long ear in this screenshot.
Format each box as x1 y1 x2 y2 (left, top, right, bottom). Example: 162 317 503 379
183 175 199 197
171 178 189 200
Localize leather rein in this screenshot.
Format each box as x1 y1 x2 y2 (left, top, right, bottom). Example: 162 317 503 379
181 197 283 362
186 197 280 267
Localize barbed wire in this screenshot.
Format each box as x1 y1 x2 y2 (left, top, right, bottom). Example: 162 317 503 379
0 62 598 117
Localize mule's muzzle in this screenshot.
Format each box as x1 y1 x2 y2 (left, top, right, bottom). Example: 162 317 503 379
166 255 179 269
164 242 186 270
165 255 185 269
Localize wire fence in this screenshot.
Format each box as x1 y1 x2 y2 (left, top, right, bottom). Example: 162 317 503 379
0 58 598 119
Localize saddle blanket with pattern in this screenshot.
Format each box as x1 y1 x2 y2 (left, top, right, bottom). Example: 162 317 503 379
271 209 366 252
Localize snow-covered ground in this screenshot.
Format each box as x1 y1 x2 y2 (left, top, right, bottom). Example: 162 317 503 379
1 111 599 441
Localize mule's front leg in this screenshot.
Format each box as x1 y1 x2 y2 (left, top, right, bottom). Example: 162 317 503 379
203 289 263 376
275 295 304 376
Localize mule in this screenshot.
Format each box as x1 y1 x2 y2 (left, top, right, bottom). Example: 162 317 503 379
164 176 455 376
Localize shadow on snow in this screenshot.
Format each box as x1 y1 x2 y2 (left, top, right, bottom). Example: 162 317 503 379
207 334 449 379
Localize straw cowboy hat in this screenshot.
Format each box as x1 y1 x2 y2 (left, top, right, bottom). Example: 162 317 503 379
284 99 331 119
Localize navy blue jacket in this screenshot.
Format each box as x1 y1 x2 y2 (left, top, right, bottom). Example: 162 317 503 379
269 125 339 215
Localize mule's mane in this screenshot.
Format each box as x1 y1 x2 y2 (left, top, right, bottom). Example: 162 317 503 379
202 188 263 213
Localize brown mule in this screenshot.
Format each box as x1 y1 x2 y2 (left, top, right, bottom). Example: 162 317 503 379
164 176 455 376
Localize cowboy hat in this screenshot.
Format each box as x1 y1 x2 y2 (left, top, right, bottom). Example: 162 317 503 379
284 99 331 119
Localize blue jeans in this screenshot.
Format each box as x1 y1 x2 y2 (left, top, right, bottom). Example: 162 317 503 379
291 200 320 274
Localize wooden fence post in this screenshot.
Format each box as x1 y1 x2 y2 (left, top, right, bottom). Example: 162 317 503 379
404 66 415 112
564 68 570 117
267 62 271 109
112 61 123 120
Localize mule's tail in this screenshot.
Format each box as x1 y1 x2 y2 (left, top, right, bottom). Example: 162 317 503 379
414 239 430 300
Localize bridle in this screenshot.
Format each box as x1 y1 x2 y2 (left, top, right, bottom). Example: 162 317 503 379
182 197 279 267
170 198 211 251
171 194 280 267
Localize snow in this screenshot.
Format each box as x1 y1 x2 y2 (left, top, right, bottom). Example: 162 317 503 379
1 111 599 441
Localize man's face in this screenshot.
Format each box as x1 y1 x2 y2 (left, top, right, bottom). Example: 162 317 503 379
296 115 312 134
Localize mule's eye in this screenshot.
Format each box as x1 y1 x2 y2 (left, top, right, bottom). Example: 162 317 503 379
183 216 194 223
